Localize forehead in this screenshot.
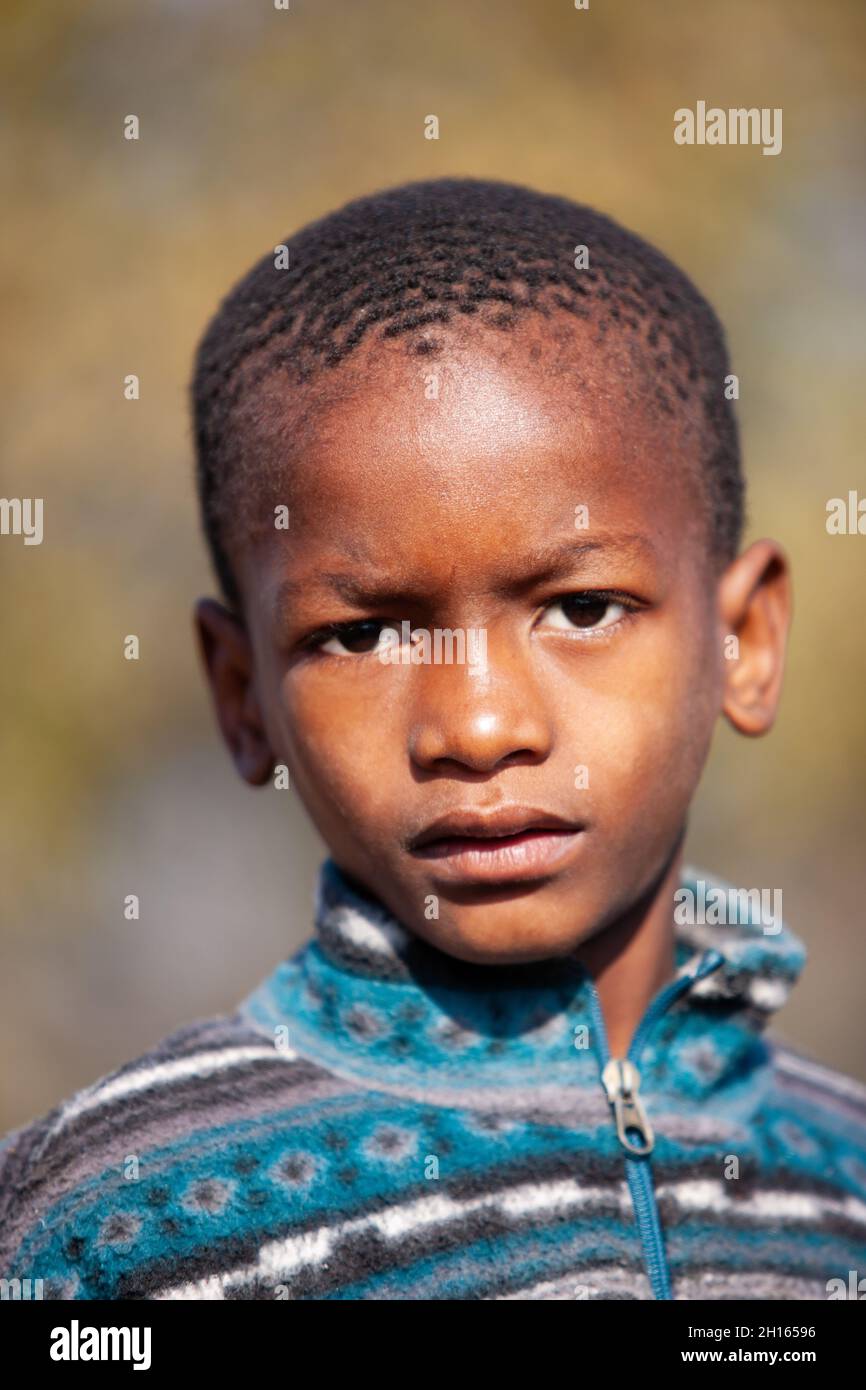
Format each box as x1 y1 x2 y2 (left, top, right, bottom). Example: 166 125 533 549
231 317 709 593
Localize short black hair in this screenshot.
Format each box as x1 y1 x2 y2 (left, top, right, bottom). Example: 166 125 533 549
191 176 743 607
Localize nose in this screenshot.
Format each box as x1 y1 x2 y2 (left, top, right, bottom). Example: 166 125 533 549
407 644 554 775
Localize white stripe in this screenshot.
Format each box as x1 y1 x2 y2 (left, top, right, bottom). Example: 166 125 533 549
48 1045 298 1134
160 1273 229 1301
747 977 790 1011
154 1170 866 1300
691 971 790 1013
155 1178 627 1298
658 1177 866 1227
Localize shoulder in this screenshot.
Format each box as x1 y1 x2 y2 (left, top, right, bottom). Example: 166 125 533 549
768 1036 866 1118
0 1008 347 1298
764 1033 866 1169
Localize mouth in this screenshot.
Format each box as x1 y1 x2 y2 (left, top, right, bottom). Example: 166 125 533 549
408 808 585 885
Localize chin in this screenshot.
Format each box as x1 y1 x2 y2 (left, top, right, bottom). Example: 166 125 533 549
431 905 591 966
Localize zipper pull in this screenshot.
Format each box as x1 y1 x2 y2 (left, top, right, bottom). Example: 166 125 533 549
601 1058 654 1156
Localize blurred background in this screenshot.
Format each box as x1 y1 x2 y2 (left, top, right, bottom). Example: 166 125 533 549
2 0 865 1132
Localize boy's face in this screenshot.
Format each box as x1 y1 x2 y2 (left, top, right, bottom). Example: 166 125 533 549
197 319 789 964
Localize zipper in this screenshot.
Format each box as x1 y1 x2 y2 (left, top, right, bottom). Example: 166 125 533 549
580 948 725 1299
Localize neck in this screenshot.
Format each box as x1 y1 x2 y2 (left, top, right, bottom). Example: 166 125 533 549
574 845 682 1058
238 852 804 1115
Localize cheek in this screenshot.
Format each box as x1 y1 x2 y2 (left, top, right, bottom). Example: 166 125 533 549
267 668 400 835
559 629 719 821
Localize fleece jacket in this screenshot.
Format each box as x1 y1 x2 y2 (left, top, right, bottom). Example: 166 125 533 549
1 858 865 1300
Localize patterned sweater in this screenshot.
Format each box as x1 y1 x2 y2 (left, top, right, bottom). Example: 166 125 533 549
1 858 865 1301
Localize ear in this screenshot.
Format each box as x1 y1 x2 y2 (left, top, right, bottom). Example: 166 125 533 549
194 598 275 785
717 539 792 736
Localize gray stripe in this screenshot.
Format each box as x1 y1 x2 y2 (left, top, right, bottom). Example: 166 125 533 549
674 1268 827 1300
771 1068 866 1135
0 1071 357 1269
498 1266 828 1300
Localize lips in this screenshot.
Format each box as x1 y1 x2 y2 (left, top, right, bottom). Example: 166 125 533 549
408 807 585 884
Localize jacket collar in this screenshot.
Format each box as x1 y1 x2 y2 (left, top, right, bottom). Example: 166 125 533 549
239 858 806 1118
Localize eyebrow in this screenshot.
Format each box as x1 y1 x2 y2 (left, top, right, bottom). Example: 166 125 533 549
271 534 657 617
498 534 658 594
272 571 415 615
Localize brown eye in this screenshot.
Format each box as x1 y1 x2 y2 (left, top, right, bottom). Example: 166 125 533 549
540 594 627 633
320 620 393 655
562 595 611 628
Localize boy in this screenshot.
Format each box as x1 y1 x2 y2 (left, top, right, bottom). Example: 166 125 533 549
2 178 865 1301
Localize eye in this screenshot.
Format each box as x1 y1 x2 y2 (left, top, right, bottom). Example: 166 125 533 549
316 619 401 656
540 593 629 633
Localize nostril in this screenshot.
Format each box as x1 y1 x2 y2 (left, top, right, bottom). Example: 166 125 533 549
421 746 548 777
477 748 547 774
